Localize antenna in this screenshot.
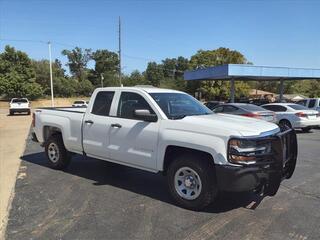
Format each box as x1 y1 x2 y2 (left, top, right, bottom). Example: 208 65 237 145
118 16 122 86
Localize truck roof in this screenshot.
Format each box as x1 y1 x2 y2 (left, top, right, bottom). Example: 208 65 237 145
95 86 184 94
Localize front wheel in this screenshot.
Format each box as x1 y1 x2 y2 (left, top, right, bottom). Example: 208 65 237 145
279 119 292 131
45 134 71 169
167 154 217 210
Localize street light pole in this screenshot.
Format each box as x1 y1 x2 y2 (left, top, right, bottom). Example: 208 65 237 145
48 41 54 107
118 16 122 86
100 73 104 87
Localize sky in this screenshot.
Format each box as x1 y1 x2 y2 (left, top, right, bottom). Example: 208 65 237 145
0 0 320 74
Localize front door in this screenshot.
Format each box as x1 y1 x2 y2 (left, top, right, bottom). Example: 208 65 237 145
108 91 160 170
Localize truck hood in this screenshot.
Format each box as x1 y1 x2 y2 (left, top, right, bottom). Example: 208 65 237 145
179 113 280 137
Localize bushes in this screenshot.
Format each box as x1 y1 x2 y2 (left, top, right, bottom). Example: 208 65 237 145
76 80 93 96
0 73 44 100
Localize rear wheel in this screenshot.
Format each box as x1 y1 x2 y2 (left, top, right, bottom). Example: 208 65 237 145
167 154 217 210
301 127 311 133
45 134 71 169
279 119 292 131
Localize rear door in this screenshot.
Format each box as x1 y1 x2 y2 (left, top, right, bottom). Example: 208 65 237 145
108 91 160 170
83 91 115 159
263 105 289 122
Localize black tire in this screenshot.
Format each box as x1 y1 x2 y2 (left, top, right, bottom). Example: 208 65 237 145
167 154 217 210
279 119 292 131
9 110 14 115
45 134 71 170
301 127 311 133
27 110 31 115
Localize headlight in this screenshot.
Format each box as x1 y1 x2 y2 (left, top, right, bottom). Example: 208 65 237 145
228 138 272 165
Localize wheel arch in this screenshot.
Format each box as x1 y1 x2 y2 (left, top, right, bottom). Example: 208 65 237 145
43 125 62 143
162 145 215 175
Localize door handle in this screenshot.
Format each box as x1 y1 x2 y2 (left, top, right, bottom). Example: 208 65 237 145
111 123 122 128
85 120 94 124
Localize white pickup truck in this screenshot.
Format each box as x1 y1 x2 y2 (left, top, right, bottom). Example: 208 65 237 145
9 98 31 115
32 87 297 210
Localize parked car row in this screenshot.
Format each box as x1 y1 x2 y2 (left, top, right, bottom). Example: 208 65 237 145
8 97 320 133
207 101 320 132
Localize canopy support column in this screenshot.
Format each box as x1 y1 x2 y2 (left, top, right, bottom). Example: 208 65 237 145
230 78 235 103
279 79 284 102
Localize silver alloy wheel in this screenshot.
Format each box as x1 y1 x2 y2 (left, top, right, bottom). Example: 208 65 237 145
48 142 60 163
174 167 202 200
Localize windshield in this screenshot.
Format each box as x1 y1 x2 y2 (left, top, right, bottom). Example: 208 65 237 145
288 104 309 110
11 98 28 103
149 92 212 119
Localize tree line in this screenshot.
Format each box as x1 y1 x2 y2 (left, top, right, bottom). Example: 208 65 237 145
0 45 319 100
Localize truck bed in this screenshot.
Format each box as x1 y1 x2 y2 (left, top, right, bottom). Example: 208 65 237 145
34 107 86 154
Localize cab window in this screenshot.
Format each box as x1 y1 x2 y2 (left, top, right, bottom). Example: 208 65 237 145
91 91 115 116
117 92 154 120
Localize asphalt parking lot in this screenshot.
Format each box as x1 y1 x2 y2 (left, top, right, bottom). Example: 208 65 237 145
5 128 320 240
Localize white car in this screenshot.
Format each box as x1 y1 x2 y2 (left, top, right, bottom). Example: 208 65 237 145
262 103 320 132
72 100 88 107
296 98 320 112
32 87 297 210
9 98 31 115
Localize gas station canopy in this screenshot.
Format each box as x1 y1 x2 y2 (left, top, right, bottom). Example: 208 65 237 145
184 64 320 102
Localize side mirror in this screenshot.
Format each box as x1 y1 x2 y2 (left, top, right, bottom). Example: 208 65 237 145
134 109 158 122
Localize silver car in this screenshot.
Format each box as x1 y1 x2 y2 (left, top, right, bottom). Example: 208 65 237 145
212 103 276 122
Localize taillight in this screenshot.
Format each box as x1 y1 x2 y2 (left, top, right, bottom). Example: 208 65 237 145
32 113 35 127
295 112 307 118
241 113 261 119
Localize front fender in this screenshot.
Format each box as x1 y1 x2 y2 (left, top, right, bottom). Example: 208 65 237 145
157 128 229 170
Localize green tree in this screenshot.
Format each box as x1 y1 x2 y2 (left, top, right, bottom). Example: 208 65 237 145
123 70 147 86
161 57 189 90
76 79 94 96
0 45 43 99
32 59 66 95
89 49 119 87
188 47 250 100
291 80 320 97
145 62 164 87
62 47 92 81
92 50 119 75
53 77 77 97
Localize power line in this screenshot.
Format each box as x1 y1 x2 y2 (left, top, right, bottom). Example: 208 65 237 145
0 37 186 74
0 38 46 44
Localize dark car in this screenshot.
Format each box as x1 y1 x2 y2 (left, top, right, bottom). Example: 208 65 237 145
212 103 276 123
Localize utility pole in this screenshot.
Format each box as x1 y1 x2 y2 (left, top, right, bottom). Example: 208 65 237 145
118 16 122 86
48 41 54 107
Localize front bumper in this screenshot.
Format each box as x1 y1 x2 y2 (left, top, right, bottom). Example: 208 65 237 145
10 108 30 113
216 128 297 196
